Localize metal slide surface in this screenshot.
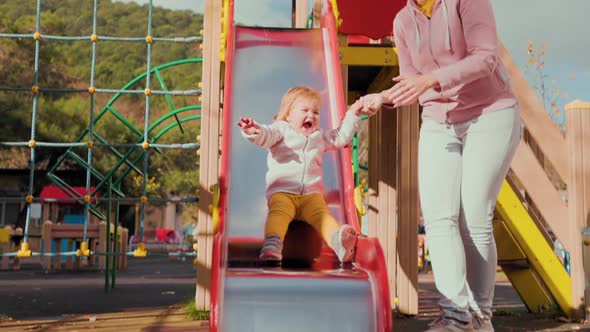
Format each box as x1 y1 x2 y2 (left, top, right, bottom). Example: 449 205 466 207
220 26 376 332
225 27 351 240
211 4 391 331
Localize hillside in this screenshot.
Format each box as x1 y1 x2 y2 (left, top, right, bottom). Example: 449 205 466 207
0 0 204 200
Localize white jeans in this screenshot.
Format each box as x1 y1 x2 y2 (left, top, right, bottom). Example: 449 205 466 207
418 106 522 322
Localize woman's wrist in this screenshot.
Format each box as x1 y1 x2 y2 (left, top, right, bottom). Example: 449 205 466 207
424 73 440 89
379 91 394 107
378 91 390 104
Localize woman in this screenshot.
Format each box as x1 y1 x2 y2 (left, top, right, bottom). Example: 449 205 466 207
363 0 522 331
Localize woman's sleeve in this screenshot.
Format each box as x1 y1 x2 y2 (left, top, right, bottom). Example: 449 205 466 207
431 0 499 92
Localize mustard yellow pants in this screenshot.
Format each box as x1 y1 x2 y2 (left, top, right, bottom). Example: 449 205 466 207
265 192 339 246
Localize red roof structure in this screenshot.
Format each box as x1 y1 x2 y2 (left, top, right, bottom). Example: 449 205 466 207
337 0 405 40
39 185 100 204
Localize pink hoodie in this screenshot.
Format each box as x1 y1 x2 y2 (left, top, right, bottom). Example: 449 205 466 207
393 0 517 124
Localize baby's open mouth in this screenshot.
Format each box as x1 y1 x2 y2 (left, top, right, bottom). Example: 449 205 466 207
303 121 312 129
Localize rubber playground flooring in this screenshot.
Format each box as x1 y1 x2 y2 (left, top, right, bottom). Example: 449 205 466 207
0 257 588 331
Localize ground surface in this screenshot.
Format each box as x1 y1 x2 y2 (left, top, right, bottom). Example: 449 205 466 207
0 257 587 331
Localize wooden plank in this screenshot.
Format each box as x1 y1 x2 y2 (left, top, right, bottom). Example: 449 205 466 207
583 230 590 320
293 0 308 28
368 99 397 309
366 66 401 310
565 100 590 318
367 114 379 239
498 42 568 183
196 0 223 310
396 104 419 315
510 141 571 252
384 107 397 310
0 308 207 332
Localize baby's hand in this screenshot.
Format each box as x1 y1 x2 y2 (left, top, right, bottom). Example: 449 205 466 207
361 93 385 115
237 117 260 135
348 99 364 116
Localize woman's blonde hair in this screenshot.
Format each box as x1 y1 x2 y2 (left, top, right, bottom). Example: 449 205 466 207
274 86 322 121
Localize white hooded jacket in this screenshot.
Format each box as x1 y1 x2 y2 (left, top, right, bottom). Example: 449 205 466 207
242 111 360 199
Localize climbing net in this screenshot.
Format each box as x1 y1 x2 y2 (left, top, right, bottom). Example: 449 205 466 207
0 0 204 267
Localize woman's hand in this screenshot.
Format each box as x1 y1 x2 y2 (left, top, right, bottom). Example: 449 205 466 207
384 74 439 107
237 117 260 135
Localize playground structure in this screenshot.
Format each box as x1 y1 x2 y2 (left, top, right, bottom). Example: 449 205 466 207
0 0 590 330
41 220 129 271
196 0 590 329
0 221 128 272
0 0 201 290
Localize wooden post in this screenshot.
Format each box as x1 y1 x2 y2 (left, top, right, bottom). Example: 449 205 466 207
565 100 590 317
196 0 223 310
65 239 74 270
368 97 399 310
54 236 62 270
293 0 309 28
41 203 49 222
42 221 52 271
119 227 128 270
98 221 107 270
396 104 420 314
0 226 11 270
366 66 400 311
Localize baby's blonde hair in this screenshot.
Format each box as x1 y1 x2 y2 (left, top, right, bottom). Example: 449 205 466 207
274 86 322 121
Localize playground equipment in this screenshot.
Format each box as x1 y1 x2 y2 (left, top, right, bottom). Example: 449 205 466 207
194 0 590 325
194 1 394 331
1 0 590 327
0 0 201 290
41 220 128 271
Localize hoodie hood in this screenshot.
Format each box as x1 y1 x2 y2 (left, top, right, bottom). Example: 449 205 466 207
407 0 451 51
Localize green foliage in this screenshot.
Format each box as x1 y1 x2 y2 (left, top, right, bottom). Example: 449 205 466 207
183 298 210 321
0 0 204 200
0 313 13 321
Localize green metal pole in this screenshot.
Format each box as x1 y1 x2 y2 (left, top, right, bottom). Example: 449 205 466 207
111 186 120 289
104 178 112 292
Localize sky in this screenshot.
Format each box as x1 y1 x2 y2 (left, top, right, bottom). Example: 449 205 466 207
119 0 590 121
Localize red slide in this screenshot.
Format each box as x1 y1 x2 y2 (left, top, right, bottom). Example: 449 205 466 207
209 2 392 331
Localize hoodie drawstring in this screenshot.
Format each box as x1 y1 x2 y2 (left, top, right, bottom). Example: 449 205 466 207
412 0 451 51
440 0 451 51
412 13 421 50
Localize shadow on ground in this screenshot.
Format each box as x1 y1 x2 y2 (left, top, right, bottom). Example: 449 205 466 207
0 256 196 320
1 258 589 331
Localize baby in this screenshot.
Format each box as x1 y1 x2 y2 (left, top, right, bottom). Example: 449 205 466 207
238 85 367 264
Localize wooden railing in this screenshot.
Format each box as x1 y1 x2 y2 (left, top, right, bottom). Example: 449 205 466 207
499 41 590 317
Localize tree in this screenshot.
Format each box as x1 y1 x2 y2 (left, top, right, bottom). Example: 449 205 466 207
523 41 568 130
0 0 204 201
